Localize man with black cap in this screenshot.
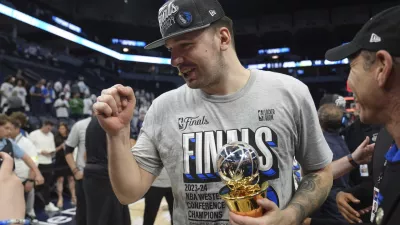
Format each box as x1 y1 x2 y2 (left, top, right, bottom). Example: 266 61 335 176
93 0 335 224
306 5 400 225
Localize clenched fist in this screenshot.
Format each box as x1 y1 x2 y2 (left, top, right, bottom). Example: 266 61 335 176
93 84 136 136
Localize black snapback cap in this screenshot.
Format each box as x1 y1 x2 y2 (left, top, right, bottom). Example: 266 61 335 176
144 0 225 50
325 5 400 61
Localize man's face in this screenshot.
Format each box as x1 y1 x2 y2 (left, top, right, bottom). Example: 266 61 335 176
10 125 19 139
42 125 53 133
0 122 12 139
165 28 223 89
347 54 385 124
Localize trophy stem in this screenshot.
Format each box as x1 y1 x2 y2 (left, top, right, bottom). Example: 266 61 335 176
219 181 269 217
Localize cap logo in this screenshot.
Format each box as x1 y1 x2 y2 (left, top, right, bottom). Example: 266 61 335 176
370 33 381 43
158 1 179 35
176 11 192 27
335 96 346 108
209 10 217 16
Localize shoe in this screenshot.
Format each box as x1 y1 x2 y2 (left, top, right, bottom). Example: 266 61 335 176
45 202 60 212
27 210 36 218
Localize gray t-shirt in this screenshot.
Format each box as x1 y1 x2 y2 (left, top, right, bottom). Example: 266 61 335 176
152 168 172 188
65 117 92 171
132 69 332 225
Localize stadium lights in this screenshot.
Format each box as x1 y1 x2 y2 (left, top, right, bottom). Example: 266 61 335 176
0 3 171 65
247 58 349 69
0 3 347 68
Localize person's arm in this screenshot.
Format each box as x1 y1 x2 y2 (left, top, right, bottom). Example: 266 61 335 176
65 145 82 180
283 165 333 224
64 123 82 179
108 126 156 205
331 137 375 180
21 154 44 185
94 85 158 205
55 142 64 152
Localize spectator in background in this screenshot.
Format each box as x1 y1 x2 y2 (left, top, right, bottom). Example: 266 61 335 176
30 80 44 116
5 90 23 115
54 93 69 119
70 81 80 96
63 80 71 100
130 108 147 142
29 120 59 212
83 93 93 118
39 79 46 90
43 82 56 115
90 94 97 104
54 79 63 98
69 92 83 121
13 78 27 111
0 75 15 111
54 123 76 208
77 77 89 96
9 112 29 137
10 118 39 219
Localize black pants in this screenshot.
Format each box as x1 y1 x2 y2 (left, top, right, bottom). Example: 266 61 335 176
83 176 131 225
36 164 53 205
144 186 174 225
75 179 87 225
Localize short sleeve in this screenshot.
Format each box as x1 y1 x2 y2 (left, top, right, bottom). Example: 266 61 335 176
295 85 333 171
131 101 163 176
11 140 25 159
65 123 80 148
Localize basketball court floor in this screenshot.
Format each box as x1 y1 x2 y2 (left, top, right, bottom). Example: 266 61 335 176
34 197 171 225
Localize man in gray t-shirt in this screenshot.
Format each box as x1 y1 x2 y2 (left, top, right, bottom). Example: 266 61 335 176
93 0 333 224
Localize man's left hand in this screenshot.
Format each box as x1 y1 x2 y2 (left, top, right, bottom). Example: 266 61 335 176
229 199 292 225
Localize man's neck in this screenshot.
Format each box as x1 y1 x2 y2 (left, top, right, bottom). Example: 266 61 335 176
385 100 400 148
201 54 250 95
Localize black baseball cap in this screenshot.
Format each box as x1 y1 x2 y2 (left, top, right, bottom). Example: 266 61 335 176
325 5 400 61
144 0 225 50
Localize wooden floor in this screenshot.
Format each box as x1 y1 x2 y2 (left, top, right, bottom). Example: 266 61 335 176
129 198 172 225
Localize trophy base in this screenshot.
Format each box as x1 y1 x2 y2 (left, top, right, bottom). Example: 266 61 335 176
219 181 269 217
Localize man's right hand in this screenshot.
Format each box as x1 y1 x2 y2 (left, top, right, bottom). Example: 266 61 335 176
336 191 363 223
93 84 136 136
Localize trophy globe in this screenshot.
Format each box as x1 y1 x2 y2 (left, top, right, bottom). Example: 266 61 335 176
217 141 269 217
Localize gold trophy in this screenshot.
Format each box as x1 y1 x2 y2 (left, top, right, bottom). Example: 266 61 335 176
217 141 269 217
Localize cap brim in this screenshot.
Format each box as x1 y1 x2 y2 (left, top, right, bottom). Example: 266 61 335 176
144 24 211 50
325 42 361 61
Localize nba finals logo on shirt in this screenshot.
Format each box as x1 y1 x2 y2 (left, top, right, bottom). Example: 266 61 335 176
178 116 209 131
181 126 280 224
158 0 179 35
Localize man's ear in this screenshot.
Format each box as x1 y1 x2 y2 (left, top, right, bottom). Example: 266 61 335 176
375 50 393 89
218 27 231 51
